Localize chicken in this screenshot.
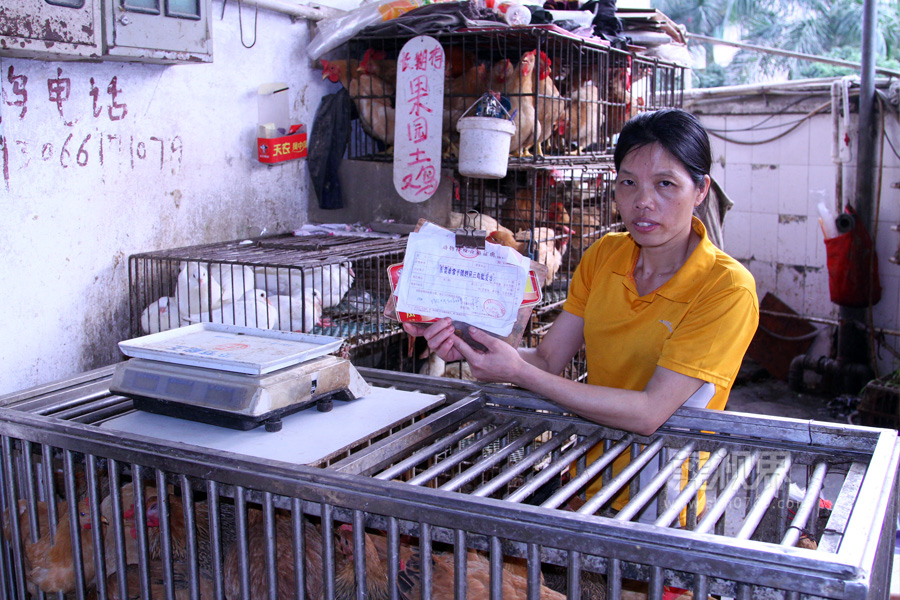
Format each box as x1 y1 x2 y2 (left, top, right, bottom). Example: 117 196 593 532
335 528 567 600
507 51 540 157
566 77 603 155
547 201 570 226
444 62 490 156
99 561 215 600
489 227 569 285
321 58 360 91
445 46 478 81
352 59 395 151
536 52 567 156
360 48 397 86
501 187 548 232
448 211 513 239
14 496 103 594
490 58 514 92
223 507 327 600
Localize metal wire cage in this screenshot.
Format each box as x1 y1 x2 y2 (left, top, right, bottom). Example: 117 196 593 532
127 235 413 371
333 27 685 165
0 369 897 600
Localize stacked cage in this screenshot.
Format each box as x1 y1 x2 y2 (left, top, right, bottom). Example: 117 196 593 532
0 369 898 600
128 235 417 371
325 26 685 379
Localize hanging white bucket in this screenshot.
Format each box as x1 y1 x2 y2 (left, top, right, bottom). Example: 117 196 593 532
457 116 516 179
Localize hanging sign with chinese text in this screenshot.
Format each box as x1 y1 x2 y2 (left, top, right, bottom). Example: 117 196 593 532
393 36 445 203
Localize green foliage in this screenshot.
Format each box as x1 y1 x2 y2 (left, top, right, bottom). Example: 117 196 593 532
652 0 900 85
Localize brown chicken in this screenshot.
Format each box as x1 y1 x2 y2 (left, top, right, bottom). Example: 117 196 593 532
94 561 215 600
335 528 567 600
501 187 548 232
448 210 514 239
536 51 567 156
444 62 490 156
134 494 211 563
490 58 515 92
8 496 104 595
321 58 360 91
507 50 540 157
360 48 397 85
223 507 328 600
566 76 603 154
352 60 396 150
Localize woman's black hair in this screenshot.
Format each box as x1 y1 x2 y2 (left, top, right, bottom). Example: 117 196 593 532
613 108 712 188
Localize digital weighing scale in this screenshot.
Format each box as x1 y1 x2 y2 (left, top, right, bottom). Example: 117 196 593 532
109 324 371 432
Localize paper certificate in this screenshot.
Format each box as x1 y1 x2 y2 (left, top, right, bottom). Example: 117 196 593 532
395 222 531 336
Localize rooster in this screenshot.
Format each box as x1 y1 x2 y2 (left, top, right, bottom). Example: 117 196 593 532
360 48 397 86
321 58 360 91
536 52 567 157
507 51 540 157
335 528 567 600
352 59 396 151
565 76 603 155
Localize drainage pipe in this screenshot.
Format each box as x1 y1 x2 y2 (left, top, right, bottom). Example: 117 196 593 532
788 354 873 395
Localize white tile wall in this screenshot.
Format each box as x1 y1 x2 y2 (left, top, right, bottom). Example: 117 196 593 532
749 164 780 214
750 212 779 262
775 263 806 312
723 210 751 259
777 215 809 266
778 118 812 167
777 165 810 214
748 259 777 297
802 266 833 317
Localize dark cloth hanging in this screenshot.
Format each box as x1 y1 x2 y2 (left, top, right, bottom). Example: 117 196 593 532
359 2 503 38
308 87 351 210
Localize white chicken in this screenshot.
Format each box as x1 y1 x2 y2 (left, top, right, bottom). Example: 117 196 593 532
488 227 569 286
140 296 178 334
186 289 278 329
176 262 222 317
272 290 323 333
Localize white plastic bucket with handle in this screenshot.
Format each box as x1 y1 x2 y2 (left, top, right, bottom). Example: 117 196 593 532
456 117 516 179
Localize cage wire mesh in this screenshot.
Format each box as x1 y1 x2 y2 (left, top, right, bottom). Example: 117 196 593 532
128 235 416 371
333 28 684 165
0 371 897 600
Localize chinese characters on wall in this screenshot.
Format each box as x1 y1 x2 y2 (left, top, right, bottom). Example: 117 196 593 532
1 65 184 187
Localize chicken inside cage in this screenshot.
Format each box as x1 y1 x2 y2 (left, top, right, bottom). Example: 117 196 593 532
328 29 684 164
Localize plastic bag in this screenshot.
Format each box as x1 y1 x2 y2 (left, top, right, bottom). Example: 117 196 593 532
824 205 882 308
309 0 449 60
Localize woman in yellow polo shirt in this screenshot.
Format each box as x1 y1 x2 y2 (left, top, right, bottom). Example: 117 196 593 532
406 108 759 436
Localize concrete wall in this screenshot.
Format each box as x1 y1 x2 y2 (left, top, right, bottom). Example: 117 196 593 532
690 91 900 377
0 1 340 396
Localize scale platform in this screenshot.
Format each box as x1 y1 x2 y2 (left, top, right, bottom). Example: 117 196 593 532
110 325 369 432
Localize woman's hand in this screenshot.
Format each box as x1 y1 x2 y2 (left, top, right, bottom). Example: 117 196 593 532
402 318 465 362
452 326 526 384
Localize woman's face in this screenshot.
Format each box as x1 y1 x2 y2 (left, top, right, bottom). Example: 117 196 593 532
615 142 710 253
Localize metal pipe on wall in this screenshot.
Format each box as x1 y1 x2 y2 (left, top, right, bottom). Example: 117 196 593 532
838 0 879 366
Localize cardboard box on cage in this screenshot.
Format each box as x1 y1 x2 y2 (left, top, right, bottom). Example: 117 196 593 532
257 124 307 164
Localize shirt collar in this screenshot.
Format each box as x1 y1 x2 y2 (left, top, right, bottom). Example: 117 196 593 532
617 217 716 302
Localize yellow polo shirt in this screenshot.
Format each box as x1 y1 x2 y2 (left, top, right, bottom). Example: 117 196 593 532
563 217 759 510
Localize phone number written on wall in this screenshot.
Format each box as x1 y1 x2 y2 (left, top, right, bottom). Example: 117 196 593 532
1 65 184 185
